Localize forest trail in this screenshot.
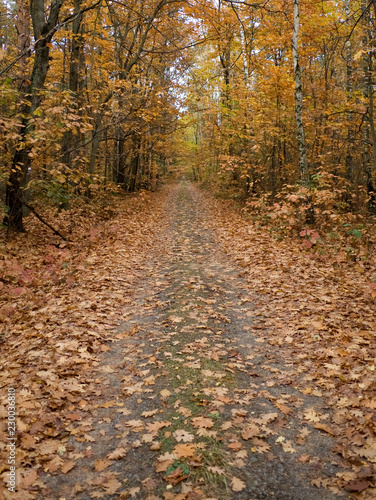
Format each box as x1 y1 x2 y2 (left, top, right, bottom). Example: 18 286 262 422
39 182 351 499
1 182 375 500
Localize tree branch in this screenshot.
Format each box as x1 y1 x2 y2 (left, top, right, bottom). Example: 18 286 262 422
24 204 69 240
0 1 101 78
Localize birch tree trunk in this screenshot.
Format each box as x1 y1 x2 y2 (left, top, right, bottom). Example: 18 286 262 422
292 0 309 185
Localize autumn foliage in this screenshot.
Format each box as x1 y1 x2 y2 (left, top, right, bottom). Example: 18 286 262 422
0 1 376 497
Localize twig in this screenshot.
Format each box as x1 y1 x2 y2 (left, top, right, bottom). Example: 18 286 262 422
24 203 69 241
0 1 101 78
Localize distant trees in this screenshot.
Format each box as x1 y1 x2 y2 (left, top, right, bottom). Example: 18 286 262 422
2 0 376 232
185 0 376 215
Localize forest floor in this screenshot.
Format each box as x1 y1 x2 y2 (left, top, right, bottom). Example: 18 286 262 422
0 181 376 500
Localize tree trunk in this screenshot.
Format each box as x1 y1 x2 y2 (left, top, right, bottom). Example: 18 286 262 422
4 0 65 231
344 0 354 183
292 0 309 185
113 125 126 186
60 0 84 170
127 135 140 192
362 0 376 207
15 0 30 93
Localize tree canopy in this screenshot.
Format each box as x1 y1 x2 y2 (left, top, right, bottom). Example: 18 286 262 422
1 0 376 231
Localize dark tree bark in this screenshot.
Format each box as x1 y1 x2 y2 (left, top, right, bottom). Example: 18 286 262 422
5 0 66 231
60 0 84 170
126 134 141 192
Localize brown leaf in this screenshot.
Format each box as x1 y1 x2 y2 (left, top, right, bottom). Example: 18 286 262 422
154 459 174 473
147 420 171 434
104 478 122 494
107 447 127 460
142 409 159 418
231 476 246 492
192 416 213 429
164 465 189 485
207 466 225 476
20 434 36 449
150 442 161 451
173 429 195 442
22 469 38 487
160 389 171 398
303 409 321 422
100 401 116 408
228 442 243 450
65 412 82 421
173 443 196 458
94 458 112 471
297 454 311 464
241 425 260 440
344 479 371 493
314 423 335 436
61 460 76 473
45 456 64 473
274 403 291 415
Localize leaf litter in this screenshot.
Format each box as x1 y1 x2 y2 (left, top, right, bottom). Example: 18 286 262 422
0 182 375 499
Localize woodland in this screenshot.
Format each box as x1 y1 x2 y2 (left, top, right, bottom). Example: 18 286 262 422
1 0 376 227
1 0 376 499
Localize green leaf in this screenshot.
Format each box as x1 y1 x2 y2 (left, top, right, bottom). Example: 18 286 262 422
349 229 362 239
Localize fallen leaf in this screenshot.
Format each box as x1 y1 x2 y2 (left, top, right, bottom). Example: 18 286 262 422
173 443 196 458
129 487 140 497
150 442 161 451
142 409 159 418
314 423 335 436
22 469 38 487
104 478 122 494
164 465 189 485
303 409 321 422
228 442 243 450
160 389 171 398
61 460 76 473
154 459 174 473
94 459 112 471
192 416 213 429
241 425 260 440
45 456 64 473
344 479 371 493
297 455 310 464
208 466 225 476
173 430 195 442
107 447 127 460
231 476 246 492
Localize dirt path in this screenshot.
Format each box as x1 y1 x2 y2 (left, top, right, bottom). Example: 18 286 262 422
33 181 357 500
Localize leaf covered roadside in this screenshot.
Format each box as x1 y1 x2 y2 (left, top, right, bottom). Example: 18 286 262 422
0 190 167 498
205 192 376 496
